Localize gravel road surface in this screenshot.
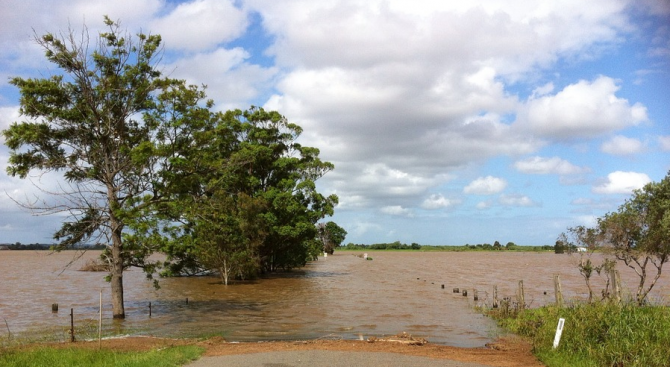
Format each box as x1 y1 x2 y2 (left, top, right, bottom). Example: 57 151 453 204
186 350 493 367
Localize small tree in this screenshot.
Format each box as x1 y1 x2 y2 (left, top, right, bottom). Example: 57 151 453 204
317 221 348 254
598 173 670 305
567 226 603 303
554 233 569 254
2 18 210 318
187 192 266 285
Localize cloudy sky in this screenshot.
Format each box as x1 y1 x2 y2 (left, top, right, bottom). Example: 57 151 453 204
1 0 669 246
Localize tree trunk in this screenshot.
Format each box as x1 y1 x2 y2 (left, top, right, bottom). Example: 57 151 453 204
585 278 593 303
110 231 125 318
220 265 229 286
109 203 126 318
636 265 647 306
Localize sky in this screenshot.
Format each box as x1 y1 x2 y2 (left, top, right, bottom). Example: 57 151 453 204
1 0 669 246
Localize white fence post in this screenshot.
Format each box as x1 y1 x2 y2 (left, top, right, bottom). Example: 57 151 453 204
553 318 565 349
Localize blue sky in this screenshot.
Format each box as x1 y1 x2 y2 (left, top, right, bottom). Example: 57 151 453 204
1 0 669 246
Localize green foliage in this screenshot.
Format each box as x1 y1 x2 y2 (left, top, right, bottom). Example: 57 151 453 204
317 221 348 254
554 232 570 254
160 107 338 279
598 175 670 304
490 303 670 367
560 171 670 305
0 345 203 367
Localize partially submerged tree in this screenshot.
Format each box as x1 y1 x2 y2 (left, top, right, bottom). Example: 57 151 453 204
317 221 348 254
188 193 266 285
598 173 670 305
554 234 569 254
2 18 211 318
231 108 339 272
566 226 602 303
160 107 339 280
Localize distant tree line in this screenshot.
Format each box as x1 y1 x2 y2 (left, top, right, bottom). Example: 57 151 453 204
464 241 520 250
1 243 107 250
341 241 558 251
344 241 422 250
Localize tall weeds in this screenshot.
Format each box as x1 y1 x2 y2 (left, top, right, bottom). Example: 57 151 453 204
489 302 670 367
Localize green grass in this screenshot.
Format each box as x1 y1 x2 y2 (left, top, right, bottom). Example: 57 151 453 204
489 302 670 367
0 345 204 367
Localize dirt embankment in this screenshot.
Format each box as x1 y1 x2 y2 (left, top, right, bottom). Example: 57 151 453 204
60 334 544 367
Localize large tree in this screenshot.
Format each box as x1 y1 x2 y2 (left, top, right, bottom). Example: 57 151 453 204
161 107 339 279
597 172 670 305
2 18 211 318
235 108 339 272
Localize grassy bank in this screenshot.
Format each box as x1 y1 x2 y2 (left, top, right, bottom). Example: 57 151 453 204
489 302 670 366
0 345 203 367
0 324 204 367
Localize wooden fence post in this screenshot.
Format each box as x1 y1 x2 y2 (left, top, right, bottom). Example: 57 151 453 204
517 280 525 310
554 274 564 308
98 290 102 349
493 285 499 308
70 308 75 343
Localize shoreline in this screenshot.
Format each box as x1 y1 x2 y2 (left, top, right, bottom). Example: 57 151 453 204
36 334 543 367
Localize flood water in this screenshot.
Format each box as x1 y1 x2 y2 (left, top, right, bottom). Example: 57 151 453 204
1 250 669 347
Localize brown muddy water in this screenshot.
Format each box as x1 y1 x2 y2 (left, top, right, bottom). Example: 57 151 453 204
1 250 669 347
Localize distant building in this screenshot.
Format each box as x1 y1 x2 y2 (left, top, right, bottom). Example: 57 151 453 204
0 245 10 250
576 247 587 252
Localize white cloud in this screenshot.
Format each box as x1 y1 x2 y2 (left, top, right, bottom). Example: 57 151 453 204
600 135 644 155
68 0 162 26
166 48 277 109
476 201 493 210
421 194 460 210
570 197 621 212
151 0 248 51
575 215 598 227
530 82 555 98
0 0 162 41
249 0 630 77
513 156 588 175
499 194 538 207
357 163 436 197
320 162 446 212
347 221 382 237
380 205 414 217
659 136 670 151
592 171 652 194
463 176 507 195
241 0 642 216
517 76 648 140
